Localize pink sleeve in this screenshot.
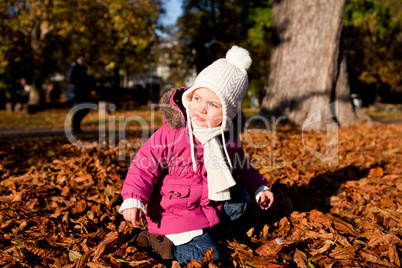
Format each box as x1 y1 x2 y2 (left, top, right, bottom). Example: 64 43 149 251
121 125 173 204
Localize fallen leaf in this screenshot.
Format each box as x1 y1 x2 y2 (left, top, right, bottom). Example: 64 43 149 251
310 240 334 256
92 231 118 262
70 200 87 215
69 250 82 262
74 174 93 183
328 245 359 260
293 249 308 268
367 234 402 247
202 247 215 264
86 262 111 268
361 251 395 267
368 167 383 177
332 218 360 237
76 250 94 268
255 238 285 256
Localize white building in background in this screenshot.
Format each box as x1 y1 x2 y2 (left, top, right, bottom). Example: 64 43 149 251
49 40 198 104
156 41 197 90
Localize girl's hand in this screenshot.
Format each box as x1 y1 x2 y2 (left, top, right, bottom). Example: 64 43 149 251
258 190 274 210
122 207 144 227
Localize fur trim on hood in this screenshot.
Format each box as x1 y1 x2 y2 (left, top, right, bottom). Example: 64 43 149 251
159 88 186 129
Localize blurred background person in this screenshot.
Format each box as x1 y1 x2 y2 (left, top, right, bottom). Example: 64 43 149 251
67 55 92 134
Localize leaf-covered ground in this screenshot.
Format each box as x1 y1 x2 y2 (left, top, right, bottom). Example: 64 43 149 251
0 122 401 267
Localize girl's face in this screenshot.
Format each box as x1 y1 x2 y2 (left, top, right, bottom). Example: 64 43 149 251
189 87 223 128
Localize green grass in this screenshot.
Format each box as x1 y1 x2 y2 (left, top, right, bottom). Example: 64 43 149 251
0 109 67 128
242 108 260 119
362 104 402 120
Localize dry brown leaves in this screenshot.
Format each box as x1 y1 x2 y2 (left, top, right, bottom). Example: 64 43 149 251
0 122 401 267
236 123 402 267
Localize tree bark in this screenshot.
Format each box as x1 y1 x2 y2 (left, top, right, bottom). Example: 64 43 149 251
28 18 47 112
258 0 367 129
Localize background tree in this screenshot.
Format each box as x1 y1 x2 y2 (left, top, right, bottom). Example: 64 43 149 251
245 0 273 105
343 0 402 105
172 0 272 102
258 0 370 130
166 0 245 87
0 0 162 111
174 0 400 111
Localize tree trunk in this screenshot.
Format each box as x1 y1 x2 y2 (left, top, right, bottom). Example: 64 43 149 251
258 0 367 129
28 18 47 112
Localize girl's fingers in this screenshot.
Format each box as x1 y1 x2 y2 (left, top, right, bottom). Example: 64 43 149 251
123 208 142 227
260 199 270 209
259 192 274 210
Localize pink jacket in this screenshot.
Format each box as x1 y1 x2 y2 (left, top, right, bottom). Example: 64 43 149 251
121 88 266 235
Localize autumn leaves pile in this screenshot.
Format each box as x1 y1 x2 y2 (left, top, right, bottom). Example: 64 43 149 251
0 123 401 267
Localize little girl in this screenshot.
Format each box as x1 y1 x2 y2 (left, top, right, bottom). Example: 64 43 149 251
120 46 274 264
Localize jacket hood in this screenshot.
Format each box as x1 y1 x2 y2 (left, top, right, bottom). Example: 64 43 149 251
159 87 246 134
159 87 187 129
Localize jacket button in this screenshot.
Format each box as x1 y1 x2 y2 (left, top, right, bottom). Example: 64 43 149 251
156 236 164 243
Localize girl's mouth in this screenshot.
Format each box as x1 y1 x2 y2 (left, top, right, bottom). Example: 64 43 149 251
195 114 206 122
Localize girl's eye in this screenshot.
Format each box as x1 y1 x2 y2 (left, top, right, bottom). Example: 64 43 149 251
209 103 217 108
194 96 200 101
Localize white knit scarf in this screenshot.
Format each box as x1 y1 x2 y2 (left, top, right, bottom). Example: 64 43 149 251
187 112 236 201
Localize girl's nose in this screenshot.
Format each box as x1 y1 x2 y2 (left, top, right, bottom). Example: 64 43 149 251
197 103 207 113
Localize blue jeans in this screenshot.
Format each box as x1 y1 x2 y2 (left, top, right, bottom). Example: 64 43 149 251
174 185 250 264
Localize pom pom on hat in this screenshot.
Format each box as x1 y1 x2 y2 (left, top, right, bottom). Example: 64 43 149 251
226 46 252 71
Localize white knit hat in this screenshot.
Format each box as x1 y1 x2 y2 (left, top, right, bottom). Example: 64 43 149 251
182 45 252 129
